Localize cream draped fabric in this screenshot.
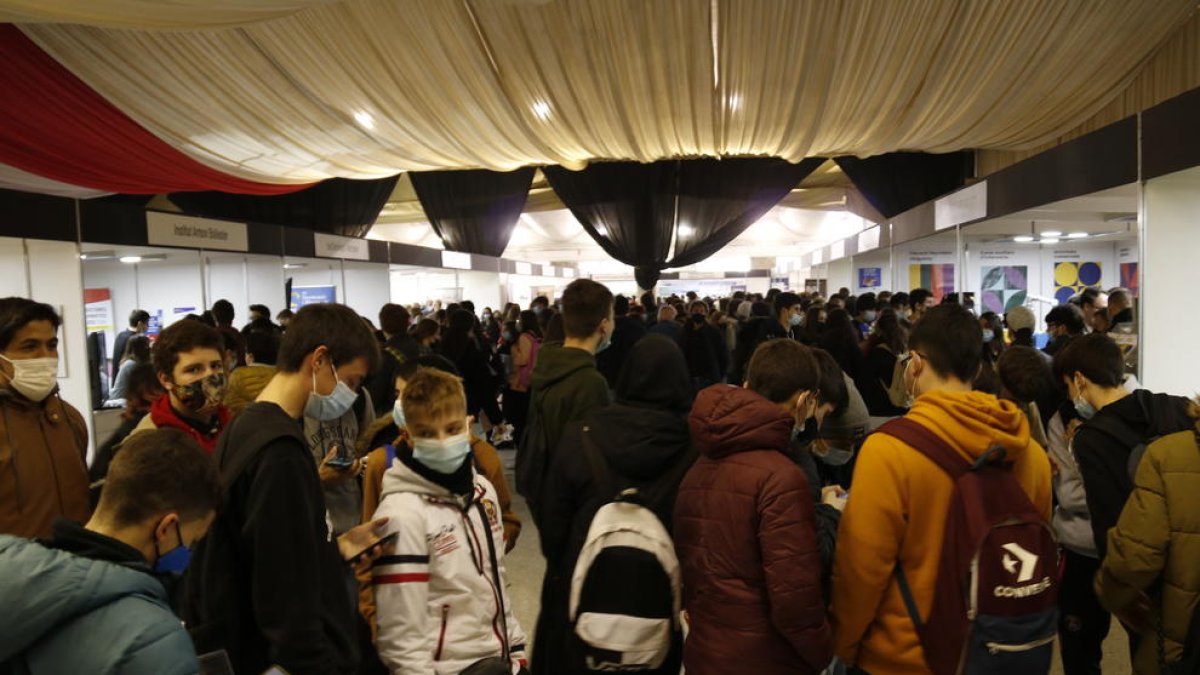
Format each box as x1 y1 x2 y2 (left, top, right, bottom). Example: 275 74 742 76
22 0 1198 183
0 0 330 29
0 162 110 198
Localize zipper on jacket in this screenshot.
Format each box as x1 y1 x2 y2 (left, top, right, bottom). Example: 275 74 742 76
2 404 22 514
986 634 1055 654
434 604 450 661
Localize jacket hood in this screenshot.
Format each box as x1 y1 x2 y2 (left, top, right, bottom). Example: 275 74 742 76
614 334 693 413
0 535 167 661
588 403 692 480
906 389 1033 461
688 385 793 459
529 344 597 390
380 454 481 505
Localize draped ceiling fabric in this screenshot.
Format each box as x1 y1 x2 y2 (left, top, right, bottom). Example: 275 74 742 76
409 167 535 258
834 152 974 220
0 25 311 195
20 0 1197 184
0 0 329 29
0 162 110 199
545 158 819 289
169 176 400 238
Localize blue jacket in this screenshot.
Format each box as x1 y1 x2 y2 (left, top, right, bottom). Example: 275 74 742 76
0 535 198 674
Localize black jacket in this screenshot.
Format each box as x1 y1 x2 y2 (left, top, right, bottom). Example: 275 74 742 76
1074 390 1192 558
365 335 419 416
182 402 360 675
733 317 789 383
678 317 729 386
439 340 501 423
596 314 648 387
858 345 907 417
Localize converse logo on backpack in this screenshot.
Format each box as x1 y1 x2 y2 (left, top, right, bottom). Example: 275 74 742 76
1001 542 1038 583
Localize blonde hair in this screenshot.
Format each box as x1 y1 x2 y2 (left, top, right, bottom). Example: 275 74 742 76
401 367 467 425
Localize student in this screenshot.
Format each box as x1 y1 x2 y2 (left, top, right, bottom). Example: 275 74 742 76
1095 401 1200 674
1005 305 1038 348
908 288 935 322
731 292 799 382
211 299 246 367
89 365 165 506
224 328 279 417
366 303 420 416
371 368 529 674
182 303 389 675
648 304 682 341
830 304 1052 674
0 298 89 539
596 294 648 387
128 319 230 453
107 334 151 402
0 429 220 674
678 300 728 390
538 335 697 675
438 309 502 432
276 308 294 331
111 308 149 371
1044 304 1087 357
853 293 878 338
674 340 833 675
859 308 908 416
1105 288 1134 330
241 304 283 337
818 308 865 382
1053 333 1192 559
505 310 543 444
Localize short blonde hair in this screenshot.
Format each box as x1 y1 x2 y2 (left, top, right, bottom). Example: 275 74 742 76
401 367 467 425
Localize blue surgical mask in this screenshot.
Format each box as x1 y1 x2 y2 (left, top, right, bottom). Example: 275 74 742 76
864 310 877 323
982 329 995 343
392 400 406 429
304 361 358 421
788 313 804 328
153 521 191 575
1074 396 1097 420
503 331 515 342
412 431 472 474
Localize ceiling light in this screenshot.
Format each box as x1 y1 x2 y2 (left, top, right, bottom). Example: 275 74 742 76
1013 235 1035 243
1067 232 1089 239
531 100 552 121
678 224 695 238
1041 238 1061 245
282 263 308 270
119 256 142 264
595 225 609 237
1041 230 1063 237
353 110 375 130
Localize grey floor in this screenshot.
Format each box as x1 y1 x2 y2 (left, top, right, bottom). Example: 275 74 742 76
496 449 1134 674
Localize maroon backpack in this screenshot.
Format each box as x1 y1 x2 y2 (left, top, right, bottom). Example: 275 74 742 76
877 418 1058 675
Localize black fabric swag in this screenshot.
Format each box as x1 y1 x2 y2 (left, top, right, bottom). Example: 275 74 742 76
169 175 400 237
409 166 535 257
833 151 973 220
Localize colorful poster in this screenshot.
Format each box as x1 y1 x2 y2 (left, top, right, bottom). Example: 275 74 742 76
1120 262 1139 297
83 288 116 355
290 285 337 310
980 266 1028 314
908 264 955 300
1053 261 1102 304
858 267 882 289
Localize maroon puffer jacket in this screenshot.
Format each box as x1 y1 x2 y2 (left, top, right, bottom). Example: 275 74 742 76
673 385 832 675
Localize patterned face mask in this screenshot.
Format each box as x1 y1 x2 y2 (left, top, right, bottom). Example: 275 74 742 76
172 372 227 414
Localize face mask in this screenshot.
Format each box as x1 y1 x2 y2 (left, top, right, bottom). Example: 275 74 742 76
595 328 612 354
981 329 996 344
0 355 58 402
788 313 804 327
898 309 912 320
691 313 707 325
532 306 543 317
482 313 492 321
172 372 227 414
392 400 407 429
1074 395 1097 420
412 431 472 474
153 520 191 575
864 311 877 323
817 443 855 467
304 361 358 421
503 331 515 342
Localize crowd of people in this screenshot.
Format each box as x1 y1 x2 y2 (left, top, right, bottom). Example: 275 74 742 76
0 275 1195 675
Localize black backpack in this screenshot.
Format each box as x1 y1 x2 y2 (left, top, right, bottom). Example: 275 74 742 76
1086 390 1190 481
515 388 551 521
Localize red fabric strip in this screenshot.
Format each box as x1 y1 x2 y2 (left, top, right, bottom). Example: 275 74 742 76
0 25 313 195
373 573 431 585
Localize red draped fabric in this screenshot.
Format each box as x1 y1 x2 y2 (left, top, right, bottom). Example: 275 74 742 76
0 25 311 195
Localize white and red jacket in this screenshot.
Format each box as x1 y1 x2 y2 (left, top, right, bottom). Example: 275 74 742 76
372 459 528 675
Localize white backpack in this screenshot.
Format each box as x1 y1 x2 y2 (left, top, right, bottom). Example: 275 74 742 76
568 428 682 672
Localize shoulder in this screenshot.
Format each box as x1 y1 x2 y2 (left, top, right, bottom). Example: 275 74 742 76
374 492 428 530
1148 430 1200 470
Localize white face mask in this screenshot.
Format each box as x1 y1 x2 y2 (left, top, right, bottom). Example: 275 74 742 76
412 430 472 474
1 355 58 402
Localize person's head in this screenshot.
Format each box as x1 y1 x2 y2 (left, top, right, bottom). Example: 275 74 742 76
401 368 472 474
996 347 1054 406
614 334 693 412
746 339 821 429
248 304 272 324
639 291 656 313
517 310 543 339
979 312 1004 349
122 334 152 364
244 329 280 366
459 300 475 315
750 301 772 318
1053 333 1125 411
413 318 441 345
1045 304 1086 338
612 295 630 317
276 304 380 419
531 296 550 315
276 308 293 329
0 298 61 397
129 309 151 333
826 296 845 311
122 363 164 419
561 279 614 350
905 304 983 399
805 305 827 330
391 355 458 426
379 303 411 339
878 291 893 305
856 293 878 321
211 299 235 327
809 348 850 426
872 308 908 354
774 292 803 328
689 300 708 320
1107 289 1132 317
543 312 566 343
658 305 677 323
1004 305 1036 347
909 288 934 317
152 319 226 419
1079 287 1108 314
890 292 910 317
91 428 221 568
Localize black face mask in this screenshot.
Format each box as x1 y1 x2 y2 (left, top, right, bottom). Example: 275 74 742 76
691 313 706 325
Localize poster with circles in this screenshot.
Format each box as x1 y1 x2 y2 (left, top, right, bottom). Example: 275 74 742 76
1053 261 1102 304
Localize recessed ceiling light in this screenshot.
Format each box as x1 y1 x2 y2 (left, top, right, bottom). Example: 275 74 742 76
1013 235 1035 243
353 110 375 130
531 100 552 121
119 256 142 264
1067 232 1089 239
1041 230 1063 237
1041 238 1061 245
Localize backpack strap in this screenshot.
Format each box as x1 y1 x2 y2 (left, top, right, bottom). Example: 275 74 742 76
580 426 617 501
474 499 510 661
384 443 397 467
875 418 970 479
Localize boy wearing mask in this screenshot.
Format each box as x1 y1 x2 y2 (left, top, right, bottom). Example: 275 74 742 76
372 368 529 674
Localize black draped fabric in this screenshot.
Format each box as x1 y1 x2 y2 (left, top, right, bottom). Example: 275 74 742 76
668 157 825 268
834 151 973 220
409 167 535 257
169 175 400 237
543 162 676 289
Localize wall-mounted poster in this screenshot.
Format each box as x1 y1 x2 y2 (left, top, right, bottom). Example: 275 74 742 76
1120 262 1139 297
290 285 337 310
908 264 955 300
980 266 1028 314
1053 261 1102 304
858 267 882 289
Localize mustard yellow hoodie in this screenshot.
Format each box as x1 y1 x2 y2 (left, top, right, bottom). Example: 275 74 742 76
830 390 1053 675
